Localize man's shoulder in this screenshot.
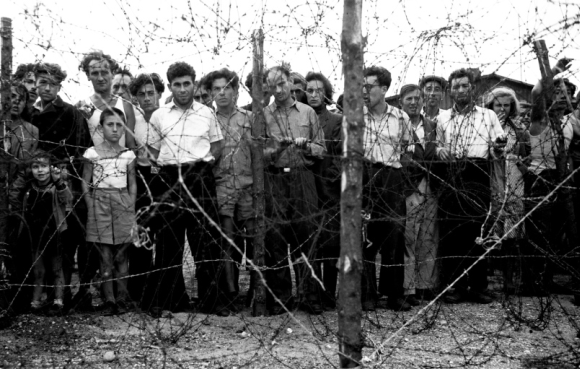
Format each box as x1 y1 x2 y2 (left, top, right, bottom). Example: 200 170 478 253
295 101 316 114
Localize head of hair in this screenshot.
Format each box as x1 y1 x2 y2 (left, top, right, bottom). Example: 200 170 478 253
448 68 475 87
305 72 334 104
244 71 269 90
29 149 54 167
79 50 118 75
129 73 165 96
363 66 392 89
419 75 447 90
336 94 344 112
399 84 421 100
554 78 577 98
34 63 68 84
12 63 37 81
484 87 521 118
290 72 306 88
11 82 29 105
166 62 196 85
114 67 133 78
202 68 240 92
99 107 126 126
266 65 291 79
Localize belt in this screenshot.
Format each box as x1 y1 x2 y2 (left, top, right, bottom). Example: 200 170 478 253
267 166 307 174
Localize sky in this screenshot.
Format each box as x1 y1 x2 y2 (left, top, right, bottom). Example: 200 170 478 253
3 0 580 105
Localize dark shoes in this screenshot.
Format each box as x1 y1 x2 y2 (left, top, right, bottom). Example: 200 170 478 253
101 301 118 316
387 297 412 312
445 289 494 304
444 290 467 304
468 290 494 304
297 301 323 315
46 303 65 317
116 299 137 315
362 300 376 312
405 295 421 306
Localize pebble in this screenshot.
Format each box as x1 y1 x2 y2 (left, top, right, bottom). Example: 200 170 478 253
103 351 116 362
286 328 293 334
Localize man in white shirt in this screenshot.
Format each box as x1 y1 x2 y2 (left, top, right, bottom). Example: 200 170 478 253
437 68 504 304
360 66 411 312
146 61 227 316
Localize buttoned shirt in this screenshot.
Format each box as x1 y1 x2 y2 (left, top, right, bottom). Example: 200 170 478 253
147 100 223 166
264 100 325 168
437 105 504 159
363 104 410 168
215 107 253 188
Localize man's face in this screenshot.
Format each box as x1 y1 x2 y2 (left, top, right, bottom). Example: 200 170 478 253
423 81 443 108
31 158 51 185
169 75 194 107
400 89 422 118
10 86 26 117
363 75 387 109
306 80 325 108
553 85 574 110
135 83 160 114
112 73 132 101
99 114 125 143
291 80 306 102
211 77 237 109
87 59 113 94
22 71 37 103
492 96 512 117
450 77 472 106
267 70 291 105
36 75 61 104
193 84 212 106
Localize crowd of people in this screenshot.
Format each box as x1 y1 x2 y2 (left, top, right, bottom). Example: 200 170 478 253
1 50 579 320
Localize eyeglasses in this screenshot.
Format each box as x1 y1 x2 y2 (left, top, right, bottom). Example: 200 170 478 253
306 88 324 96
362 83 380 92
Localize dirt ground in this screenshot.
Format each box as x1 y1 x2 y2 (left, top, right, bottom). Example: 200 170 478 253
1 249 579 368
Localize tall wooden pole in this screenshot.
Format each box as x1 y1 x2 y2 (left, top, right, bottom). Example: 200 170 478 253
250 28 268 317
0 18 13 266
338 1 364 367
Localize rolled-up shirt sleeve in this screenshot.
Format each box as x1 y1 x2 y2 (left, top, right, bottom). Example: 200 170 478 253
208 111 224 143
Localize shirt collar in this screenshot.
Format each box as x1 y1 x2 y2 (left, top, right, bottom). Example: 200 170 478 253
451 103 477 115
167 99 204 112
272 97 300 112
33 95 63 112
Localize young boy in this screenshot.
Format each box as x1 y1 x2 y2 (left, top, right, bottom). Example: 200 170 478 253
19 150 72 316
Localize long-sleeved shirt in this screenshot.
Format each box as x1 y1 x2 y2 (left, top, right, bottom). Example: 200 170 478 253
363 104 410 168
436 105 504 159
264 100 325 168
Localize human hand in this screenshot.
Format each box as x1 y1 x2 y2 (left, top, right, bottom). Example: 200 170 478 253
438 148 454 162
497 111 506 125
50 165 63 182
294 137 308 148
555 58 573 73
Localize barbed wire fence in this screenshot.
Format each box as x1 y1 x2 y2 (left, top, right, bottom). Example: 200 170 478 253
0 0 579 368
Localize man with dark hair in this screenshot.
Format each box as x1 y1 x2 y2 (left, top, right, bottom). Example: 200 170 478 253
290 72 308 104
419 75 448 121
398 84 440 304
204 68 254 311
304 71 341 310
437 68 504 304
195 76 213 107
112 67 134 102
262 65 325 315
126 72 165 306
241 72 272 111
359 65 411 311
146 61 227 316
12 63 38 121
13 62 94 311
77 50 136 149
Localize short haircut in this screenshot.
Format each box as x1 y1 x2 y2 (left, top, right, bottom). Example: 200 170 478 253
13 63 37 81
79 50 118 75
30 149 53 166
114 67 133 78
290 72 306 87
554 78 577 98
244 71 268 90
363 66 392 89
419 75 447 90
305 72 334 103
267 65 291 79
166 62 196 84
484 87 521 118
99 107 127 126
399 84 421 100
202 68 240 91
448 68 474 87
129 73 165 96
11 82 29 105
35 63 68 83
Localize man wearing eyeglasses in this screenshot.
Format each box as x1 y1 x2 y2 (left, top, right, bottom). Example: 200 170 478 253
263 65 326 315
360 66 411 312
304 71 342 311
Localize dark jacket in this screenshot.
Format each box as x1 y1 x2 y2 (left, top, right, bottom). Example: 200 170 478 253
313 106 342 206
18 180 73 236
402 115 440 196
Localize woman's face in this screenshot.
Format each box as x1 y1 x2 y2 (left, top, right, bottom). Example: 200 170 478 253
492 96 512 117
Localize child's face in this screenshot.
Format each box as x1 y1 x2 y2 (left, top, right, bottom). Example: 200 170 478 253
99 115 125 143
31 158 51 185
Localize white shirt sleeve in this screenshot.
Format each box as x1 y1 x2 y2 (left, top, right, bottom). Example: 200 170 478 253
83 147 98 161
487 110 505 142
147 110 162 150
208 110 223 143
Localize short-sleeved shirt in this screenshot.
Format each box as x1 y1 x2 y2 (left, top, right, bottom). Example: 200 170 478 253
147 100 223 166
437 105 504 159
528 117 573 175
85 97 127 147
362 104 410 168
215 107 253 188
83 147 136 188
264 100 325 168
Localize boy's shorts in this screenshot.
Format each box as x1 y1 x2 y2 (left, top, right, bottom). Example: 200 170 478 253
216 178 254 221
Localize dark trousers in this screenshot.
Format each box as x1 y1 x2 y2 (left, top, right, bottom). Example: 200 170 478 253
264 168 320 308
319 207 340 305
523 169 568 289
362 164 406 302
145 162 226 312
439 159 491 293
